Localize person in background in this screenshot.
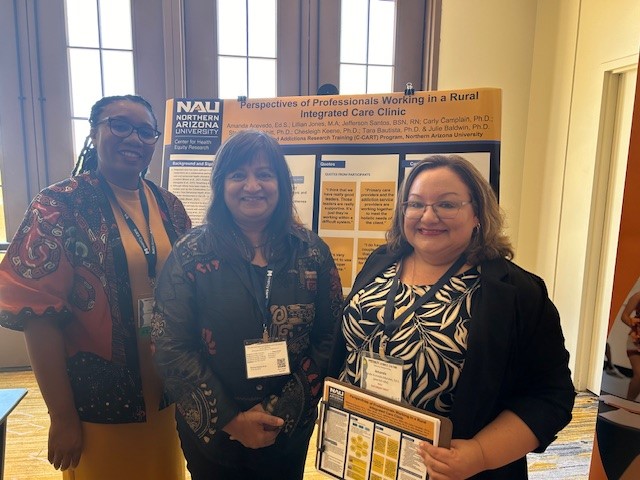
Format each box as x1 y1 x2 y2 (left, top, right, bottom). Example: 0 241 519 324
0 95 191 479
330 155 575 479
603 342 624 378
621 290 640 400
152 129 343 480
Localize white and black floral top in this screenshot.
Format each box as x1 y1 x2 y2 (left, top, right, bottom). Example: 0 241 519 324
340 262 481 416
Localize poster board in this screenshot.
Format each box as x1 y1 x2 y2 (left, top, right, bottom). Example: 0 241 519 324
316 378 452 480
161 88 501 291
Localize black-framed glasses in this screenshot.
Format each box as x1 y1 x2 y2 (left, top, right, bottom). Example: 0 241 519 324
96 117 161 145
402 200 473 220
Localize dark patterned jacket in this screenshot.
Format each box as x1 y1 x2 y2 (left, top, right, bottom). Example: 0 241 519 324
152 224 343 461
329 245 576 480
0 171 191 423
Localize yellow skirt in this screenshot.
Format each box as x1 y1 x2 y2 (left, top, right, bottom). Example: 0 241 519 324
62 404 185 480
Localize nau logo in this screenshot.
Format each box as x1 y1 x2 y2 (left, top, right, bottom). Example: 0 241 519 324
176 100 220 113
329 386 344 398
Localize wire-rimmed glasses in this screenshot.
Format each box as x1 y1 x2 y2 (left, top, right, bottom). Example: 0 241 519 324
402 200 473 220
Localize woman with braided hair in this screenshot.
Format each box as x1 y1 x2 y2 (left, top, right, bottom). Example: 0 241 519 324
0 95 191 479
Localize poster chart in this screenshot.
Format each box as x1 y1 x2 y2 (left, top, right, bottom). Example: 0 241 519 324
161 88 502 290
316 379 452 480
318 154 398 290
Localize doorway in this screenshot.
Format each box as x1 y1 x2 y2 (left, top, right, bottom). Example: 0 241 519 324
581 65 637 394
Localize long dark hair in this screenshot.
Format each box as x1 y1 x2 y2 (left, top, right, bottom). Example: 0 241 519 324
72 94 157 177
205 129 300 262
387 155 513 264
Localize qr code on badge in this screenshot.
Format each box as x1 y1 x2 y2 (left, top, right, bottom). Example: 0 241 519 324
277 358 286 369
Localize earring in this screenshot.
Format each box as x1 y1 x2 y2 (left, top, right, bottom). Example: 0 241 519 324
473 223 481 234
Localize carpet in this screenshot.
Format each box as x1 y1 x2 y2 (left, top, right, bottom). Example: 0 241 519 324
0 370 597 479
528 392 598 479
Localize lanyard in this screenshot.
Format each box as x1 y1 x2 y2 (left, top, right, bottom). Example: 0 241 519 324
383 255 467 337
99 175 157 285
249 265 274 341
263 269 274 341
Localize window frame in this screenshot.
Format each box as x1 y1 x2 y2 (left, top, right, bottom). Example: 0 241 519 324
178 0 439 97
0 0 440 240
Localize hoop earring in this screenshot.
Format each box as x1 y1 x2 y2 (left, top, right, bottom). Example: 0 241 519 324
473 223 481 235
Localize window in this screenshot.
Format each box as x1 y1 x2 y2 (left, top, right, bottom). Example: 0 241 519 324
1 0 438 241
65 0 135 159
217 0 277 99
340 0 396 94
181 0 435 98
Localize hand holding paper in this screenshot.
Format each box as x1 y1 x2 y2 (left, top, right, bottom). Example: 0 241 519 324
418 439 485 480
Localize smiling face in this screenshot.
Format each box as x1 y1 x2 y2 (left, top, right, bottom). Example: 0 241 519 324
403 166 479 266
223 153 279 231
91 100 156 189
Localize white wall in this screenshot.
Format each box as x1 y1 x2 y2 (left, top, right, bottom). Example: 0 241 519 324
552 0 639 385
0 328 29 369
518 0 580 286
438 0 640 386
438 0 538 252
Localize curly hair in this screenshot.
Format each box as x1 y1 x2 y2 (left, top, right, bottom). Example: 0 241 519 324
386 155 513 264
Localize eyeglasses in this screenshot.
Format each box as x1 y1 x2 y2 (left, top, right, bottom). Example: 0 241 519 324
96 117 161 145
402 200 473 220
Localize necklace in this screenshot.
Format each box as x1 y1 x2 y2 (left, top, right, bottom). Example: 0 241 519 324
411 255 416 284
407 254 438 286
252 234 274 249
231 229 270 249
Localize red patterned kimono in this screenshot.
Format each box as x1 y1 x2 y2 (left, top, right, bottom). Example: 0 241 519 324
0 171 191 423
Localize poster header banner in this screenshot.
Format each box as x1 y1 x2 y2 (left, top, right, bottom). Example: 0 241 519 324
220 88 501 145
163 88 501 151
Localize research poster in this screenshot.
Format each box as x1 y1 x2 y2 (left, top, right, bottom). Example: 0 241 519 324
316 379 452 480
588 72 640 479
161 88 501 291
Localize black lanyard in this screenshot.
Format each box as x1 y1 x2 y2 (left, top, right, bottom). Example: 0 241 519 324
100 175 157 285
383 255 467 337
249 264 274 341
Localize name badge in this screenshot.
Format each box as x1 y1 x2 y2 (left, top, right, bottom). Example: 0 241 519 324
138 297 154 337
244 339 291 379
360 351 404 402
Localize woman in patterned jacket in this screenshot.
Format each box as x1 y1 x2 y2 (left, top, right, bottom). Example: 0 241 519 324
152 129 343 480
0 95 191 479
329 155 575 479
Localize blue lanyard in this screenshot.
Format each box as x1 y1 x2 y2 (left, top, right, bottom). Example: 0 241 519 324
383 255 467 337
99 175 157 285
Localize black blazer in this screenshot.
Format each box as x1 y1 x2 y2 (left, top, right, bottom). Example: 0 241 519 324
329 245 575 479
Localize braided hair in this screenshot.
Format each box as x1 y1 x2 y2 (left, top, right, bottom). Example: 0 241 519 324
72 95 158 177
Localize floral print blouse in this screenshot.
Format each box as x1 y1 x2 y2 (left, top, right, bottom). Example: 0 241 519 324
340 262 480 416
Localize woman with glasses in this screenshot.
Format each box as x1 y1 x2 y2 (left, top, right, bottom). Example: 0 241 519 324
0 95 191 479
329 155 575 479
